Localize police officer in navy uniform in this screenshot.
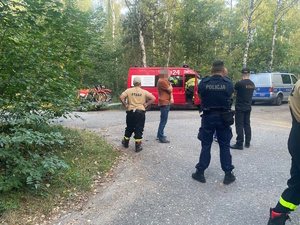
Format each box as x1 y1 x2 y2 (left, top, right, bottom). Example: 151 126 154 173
192 60 236 185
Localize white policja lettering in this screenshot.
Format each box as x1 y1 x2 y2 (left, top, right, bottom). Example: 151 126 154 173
205 85 226 90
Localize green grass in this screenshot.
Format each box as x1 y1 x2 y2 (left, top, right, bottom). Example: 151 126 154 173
0 126 120 225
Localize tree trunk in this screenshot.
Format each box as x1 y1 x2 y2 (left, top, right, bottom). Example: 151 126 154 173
243 0 254 68
133 1 147 67
269 0 299 70
269 0 280 70
152 19 155 66
163 13 168 61
138 23 147 67
228 0 233 55
109 0 115 45
167 0 176 67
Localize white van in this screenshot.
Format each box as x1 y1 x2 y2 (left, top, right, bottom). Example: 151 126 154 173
249 72 298 105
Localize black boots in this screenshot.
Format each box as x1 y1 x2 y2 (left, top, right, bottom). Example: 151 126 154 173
192 169 206 183
223 171 236 185
122 138 143 153
121 137 129 148
230 143 243 150
267 208 290 225
192 170 236 184
135 141 143 152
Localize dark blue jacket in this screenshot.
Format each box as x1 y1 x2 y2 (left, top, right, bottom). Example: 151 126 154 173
198 75 234 111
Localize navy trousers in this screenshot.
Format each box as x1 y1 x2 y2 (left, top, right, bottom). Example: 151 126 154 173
196 113 234 172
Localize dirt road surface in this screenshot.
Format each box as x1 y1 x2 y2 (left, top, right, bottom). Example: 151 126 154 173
52 103 299 225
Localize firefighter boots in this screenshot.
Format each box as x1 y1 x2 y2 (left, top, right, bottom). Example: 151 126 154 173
223 171 236 185
135 141 143 152
121 137 129 148
192 169 206 183
267 208 290 225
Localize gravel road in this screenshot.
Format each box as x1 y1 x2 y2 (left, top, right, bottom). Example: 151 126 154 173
52 103 299 225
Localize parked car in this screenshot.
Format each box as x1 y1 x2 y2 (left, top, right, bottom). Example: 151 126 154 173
249 72 298 105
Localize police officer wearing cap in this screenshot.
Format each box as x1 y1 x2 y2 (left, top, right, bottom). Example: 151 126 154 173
230 68 255 150
120 77 156 152
192 60 236 185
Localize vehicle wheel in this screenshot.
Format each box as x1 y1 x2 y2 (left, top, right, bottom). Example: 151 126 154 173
275 95 283 106
87 94 94 102
96 93 106 102
251 101 255 105
105 92 113 102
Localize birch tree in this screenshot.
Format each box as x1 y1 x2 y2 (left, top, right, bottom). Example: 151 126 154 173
269 0 299 70
228 0 233 55
124 0 160 67
166 0 176 67
162 13 169 61
152 0 160 66
242 0 262 68
109 0 116 45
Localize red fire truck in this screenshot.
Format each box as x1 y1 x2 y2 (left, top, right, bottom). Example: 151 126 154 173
127 66 201 107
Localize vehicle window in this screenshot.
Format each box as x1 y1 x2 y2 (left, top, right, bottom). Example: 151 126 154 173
169 75 183 87
281 74 291 84
133 75 158 87
249 74 270 86
272 74 282 85
291 75 298 84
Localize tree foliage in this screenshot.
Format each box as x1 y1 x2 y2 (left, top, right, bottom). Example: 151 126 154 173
98 0 299 78
1 0 300 193
0 0 90 191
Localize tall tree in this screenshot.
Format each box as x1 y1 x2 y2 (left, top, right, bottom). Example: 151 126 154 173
242 0 262 68
269 0 299 70
109 0 116 45
124 0 160 67
166 0 176 67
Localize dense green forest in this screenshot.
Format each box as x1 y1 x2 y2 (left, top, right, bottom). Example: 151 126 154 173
87 0 300 89
0 0 299 193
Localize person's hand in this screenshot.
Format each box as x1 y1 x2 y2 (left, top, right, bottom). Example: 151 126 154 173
170 98 174 104
143 103 148 109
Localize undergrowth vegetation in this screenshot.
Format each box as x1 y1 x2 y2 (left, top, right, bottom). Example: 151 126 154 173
0 126 120 224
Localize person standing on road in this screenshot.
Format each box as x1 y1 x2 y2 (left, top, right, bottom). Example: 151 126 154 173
267 79 300 225
214 68 229 143
230 68 255 150
157 67 174 143
192 60 236 185
120 77 156 152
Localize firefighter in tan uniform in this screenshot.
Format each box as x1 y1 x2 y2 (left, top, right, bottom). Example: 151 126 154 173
120 77 156 152
268 79 300 225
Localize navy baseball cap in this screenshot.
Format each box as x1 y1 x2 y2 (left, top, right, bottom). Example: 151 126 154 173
241 68 250 74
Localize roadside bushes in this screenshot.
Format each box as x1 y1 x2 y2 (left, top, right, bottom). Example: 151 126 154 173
0 0 90 192
0 120 68 192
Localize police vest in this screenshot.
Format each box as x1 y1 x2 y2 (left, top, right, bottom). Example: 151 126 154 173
199 75 234 111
